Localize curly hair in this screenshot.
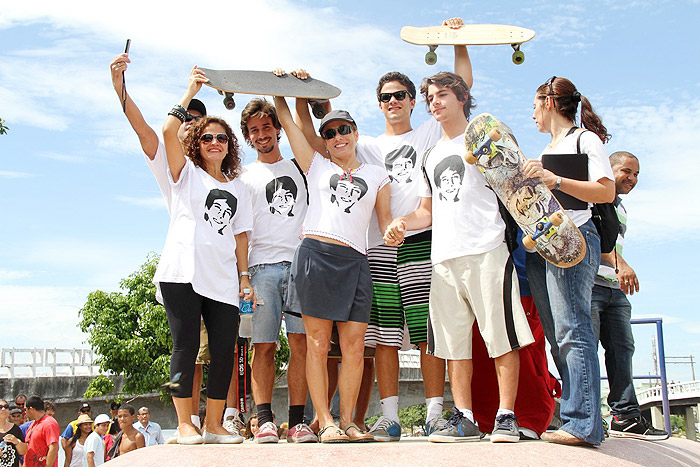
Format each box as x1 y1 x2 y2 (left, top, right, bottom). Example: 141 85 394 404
183 116 242 179
240 98 282 148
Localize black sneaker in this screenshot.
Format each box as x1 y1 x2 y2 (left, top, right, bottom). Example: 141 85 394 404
609 415 669 441
491 413 520 443
428 408 483 443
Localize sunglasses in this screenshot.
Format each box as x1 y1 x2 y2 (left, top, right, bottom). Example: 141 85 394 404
321 124 353 140
200 133 229 144
185 113 202 123
0 404 9 409
544 76 557 96
378 90 412 103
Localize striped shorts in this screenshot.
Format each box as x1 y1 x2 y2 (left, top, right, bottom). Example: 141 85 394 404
364 230 432 348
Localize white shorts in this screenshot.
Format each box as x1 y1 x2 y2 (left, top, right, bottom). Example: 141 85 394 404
427 243 534 360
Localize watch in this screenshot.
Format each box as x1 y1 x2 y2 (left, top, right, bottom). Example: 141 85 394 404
554 177 562 191
240 271 250 277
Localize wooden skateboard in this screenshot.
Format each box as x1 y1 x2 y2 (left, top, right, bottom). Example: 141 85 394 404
464 113 585 268
199 68 341 118
400 24 535 65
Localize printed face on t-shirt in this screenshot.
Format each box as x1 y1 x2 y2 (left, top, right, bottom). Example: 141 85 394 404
265 176 298 217
329 174 368 213
434 155 465 202
204 188 238 235
384 145 417 184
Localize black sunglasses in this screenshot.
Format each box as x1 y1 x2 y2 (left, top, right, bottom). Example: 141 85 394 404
544 76 557 96
185 113 202 123
321 124 353 140
200 133 229 144
0 404 10 410
378 90 412 103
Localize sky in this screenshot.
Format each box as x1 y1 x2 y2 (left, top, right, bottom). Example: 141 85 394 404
1 0 699 382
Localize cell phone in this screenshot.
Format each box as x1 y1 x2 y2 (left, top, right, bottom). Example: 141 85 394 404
124 39 131 54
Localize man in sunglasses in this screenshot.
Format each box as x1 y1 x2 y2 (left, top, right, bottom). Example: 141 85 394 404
238 98 314 443
353 17 474 442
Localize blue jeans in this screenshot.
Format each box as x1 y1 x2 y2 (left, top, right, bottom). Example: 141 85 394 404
526 220 604 445
249 261 305 344
591 285 640 420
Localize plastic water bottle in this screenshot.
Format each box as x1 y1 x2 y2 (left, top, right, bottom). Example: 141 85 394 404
238 288 253 338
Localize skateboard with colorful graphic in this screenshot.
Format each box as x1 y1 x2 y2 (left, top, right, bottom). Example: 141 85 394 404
400 24 535 65
199 68 341 118
464 113 585 268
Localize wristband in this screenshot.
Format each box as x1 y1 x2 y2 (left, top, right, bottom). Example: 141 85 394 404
168 104 187 123
554 177 562 191
240 271 250 277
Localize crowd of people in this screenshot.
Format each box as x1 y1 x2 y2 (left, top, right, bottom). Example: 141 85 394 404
0 394 164 467
2 16 668 462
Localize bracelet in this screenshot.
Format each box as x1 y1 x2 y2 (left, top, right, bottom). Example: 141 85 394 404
240 271 250 277
554 177 562 191
168 104 187 123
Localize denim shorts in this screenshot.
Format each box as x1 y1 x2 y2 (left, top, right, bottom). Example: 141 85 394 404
249 261 305 344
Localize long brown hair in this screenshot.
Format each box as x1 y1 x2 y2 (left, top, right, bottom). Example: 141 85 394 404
420 71 476 120
536 76 611 143
183 116 242 179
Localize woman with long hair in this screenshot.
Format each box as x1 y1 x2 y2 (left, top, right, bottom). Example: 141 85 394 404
524 76 614 446
64 414 92 467
155 67 254 445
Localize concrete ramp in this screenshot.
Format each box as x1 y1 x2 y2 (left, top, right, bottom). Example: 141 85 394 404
106 436 700 467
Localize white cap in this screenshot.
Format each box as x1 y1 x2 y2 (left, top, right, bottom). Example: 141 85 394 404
93 414 111 425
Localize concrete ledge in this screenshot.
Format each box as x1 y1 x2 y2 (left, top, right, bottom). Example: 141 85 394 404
105 436 700 467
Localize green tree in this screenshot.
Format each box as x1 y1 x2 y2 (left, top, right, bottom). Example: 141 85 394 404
0 118 8 135
399 404 427 435
79 253 172 399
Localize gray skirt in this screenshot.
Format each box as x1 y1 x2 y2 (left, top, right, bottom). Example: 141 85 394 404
286 238 372 323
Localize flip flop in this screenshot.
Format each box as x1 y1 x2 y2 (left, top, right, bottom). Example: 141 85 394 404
342 422 374 443
318 424 350 443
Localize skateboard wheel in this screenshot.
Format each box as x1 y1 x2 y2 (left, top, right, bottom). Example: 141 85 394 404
488 128 502 142
425 51 437 66
512 50 525 65
464 151 477 165
522 235 536 249
223 94 235 110
311 103 327 119
551 212 564 226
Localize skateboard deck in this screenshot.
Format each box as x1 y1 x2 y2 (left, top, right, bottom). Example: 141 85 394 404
200 68 341 117
464 113 585 268
400 24 535 65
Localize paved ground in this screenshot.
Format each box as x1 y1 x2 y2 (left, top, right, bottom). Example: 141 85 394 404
106 436 700 466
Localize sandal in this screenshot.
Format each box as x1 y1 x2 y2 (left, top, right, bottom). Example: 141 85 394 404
318 424 350 443
341 422 374 443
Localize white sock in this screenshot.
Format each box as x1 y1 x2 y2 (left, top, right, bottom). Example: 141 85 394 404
380 396 400 424
224 408 239 420
191 415 201 429
458 408 475 424
425 397 444 423
496 408 514 417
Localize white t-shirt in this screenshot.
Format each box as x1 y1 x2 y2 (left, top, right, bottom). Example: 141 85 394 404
82 432 105 467
69 438 85 467
357 117 441 247
303 153 390 254
538 130 614 227
153 159 254 306
144 140 172 213
240 158 308 267
419 135 505 264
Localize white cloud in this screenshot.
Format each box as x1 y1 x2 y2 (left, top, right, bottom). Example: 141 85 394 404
0 171 34 178
116 196 167 210
0 269 33 282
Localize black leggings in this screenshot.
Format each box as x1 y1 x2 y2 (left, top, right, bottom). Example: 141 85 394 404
160 282 239 400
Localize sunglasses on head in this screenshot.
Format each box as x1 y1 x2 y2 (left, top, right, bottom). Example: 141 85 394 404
378 90 412 103
185 113 202 123
544 76 557 96
321 124 353 140
200 133 229 144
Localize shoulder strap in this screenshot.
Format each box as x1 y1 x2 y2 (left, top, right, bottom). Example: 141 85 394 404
575 128 592 154
291 158 310 205
420 146 435 194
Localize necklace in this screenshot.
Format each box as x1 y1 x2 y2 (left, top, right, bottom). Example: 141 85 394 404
333 159 361 182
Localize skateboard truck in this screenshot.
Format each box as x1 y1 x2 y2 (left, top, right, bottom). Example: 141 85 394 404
522 212 564 249
218 90 236 110
511 43 525 65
